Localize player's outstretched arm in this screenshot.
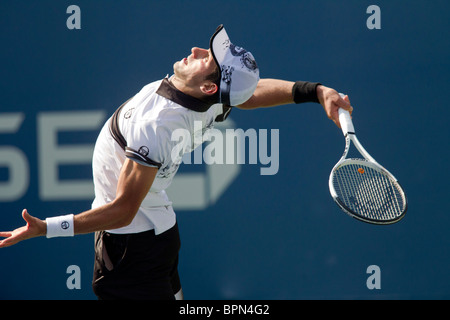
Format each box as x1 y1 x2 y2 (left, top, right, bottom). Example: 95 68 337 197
0 159 158 248
236 78 352 128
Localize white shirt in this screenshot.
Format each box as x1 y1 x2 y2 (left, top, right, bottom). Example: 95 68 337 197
91 76 231 235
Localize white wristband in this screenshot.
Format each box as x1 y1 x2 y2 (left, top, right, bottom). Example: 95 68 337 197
46 214 74 238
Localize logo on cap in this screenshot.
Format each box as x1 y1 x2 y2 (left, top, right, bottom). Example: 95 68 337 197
229 44 258 72
221 65 234 84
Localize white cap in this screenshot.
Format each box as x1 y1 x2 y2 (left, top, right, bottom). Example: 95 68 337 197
210 25 260 106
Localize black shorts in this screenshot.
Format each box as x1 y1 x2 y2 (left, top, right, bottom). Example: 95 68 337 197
92 222 181 300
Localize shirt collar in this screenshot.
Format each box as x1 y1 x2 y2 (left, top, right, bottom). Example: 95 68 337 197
156 76 214 112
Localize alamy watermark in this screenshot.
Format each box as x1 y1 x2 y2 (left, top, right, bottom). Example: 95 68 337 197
66 4 381 31
66 5 81 30
64 264 383 292
366 265 381 290
66 265 81 290
171 121 279 176
366 5 381 30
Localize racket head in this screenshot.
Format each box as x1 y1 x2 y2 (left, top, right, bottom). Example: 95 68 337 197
329 158 407 225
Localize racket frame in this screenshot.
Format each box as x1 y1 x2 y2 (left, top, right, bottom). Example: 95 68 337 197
328 103 407 225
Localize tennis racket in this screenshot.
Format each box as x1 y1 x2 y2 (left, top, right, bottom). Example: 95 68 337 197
328 94 407 225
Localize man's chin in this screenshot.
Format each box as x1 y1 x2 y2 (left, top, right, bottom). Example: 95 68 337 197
173 61 181 75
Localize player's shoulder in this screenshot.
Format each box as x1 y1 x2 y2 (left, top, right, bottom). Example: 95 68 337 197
139 78 165 95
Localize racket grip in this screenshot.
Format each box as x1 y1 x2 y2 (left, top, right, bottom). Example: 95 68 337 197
338 93 355 135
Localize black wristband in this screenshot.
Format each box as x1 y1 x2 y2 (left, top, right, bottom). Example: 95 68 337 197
292 81 321 104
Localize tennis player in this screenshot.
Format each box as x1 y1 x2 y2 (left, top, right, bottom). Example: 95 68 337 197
0 25 352 299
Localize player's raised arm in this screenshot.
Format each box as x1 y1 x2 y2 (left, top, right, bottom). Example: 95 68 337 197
235 79 296 108
236 79 352 128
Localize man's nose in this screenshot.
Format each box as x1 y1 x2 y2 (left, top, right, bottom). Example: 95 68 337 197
191 47 208 58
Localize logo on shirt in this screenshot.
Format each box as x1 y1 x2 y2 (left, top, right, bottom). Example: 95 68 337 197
124 108 135 119
138 146 149 157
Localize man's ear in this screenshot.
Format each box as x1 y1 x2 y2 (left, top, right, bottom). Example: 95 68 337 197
200 82 218 96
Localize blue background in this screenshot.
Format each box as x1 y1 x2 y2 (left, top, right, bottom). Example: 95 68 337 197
1 0 449 299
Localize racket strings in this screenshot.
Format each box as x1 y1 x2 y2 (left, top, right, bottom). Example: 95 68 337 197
333 162 405 221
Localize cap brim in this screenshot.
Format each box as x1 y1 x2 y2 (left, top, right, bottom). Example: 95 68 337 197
209 24 260 106
210 25 229 70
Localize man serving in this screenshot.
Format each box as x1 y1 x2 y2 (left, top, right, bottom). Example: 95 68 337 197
0 25 352 300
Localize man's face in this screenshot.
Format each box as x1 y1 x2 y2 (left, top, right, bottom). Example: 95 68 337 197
173 47 218 88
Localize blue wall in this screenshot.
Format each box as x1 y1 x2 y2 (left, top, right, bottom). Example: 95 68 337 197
0 0 449 299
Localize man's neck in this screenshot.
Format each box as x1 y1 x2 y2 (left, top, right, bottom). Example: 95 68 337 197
169 75 203 100
156 77 213 113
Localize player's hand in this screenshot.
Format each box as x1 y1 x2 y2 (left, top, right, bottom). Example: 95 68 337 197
316 85 353 128
0 209 46 248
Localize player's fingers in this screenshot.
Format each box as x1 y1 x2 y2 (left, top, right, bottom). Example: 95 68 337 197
22 209 31 223
337 94 353 112
331 109 341 128
338 96 352 109
0 237 16 248
22 209 39 227
0 232 12 238
0 232 14 248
